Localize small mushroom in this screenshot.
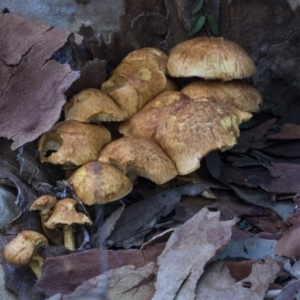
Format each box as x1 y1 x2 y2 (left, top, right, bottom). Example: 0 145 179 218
68 161 133 205
3 231 48 278
44 198 92 250
167 37 256 80
38 120 111 168
64 88 127 123
98 136 178 185
30 195 63 246
120 91 251 175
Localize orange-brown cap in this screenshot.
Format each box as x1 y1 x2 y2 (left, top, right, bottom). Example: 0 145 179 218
30 195 57 215
99 136 178 185
167 37 256 80
68 161 133 205
38 120 111 167
4 231 48 265
44 198 92 229
101 60 167 118
64 88 127 123
120 91 252 175
182 80 262 113
121 47 168 74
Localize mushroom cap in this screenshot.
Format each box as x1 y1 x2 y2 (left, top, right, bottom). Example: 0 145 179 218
167 37 256 80
98 136 178 185
101 60 167 118
64 88 127 123
121 47 168 74
68 161 133 205
38 120 111 166
30 195 57 215
4 231 48 265
44 198 92 229
181 80 262 113
120 91 252 175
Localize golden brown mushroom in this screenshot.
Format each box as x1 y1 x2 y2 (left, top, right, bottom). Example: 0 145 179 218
64 88 127 123
44 198 92 250
167 37 256 80
3 231 48 278
98 136 178 185
181 80 262 113
68 161 133 205
120 47 169 74
38 120 111 167
101 60 167 118
30 195 63 246
120 91 251 175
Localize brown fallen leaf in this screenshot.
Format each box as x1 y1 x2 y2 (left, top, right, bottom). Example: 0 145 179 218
267 123 300 140
275 226 300 260
0 12 81 149
48 263 156 300
36 243 165 296
152 207 236 300
195 257 280 300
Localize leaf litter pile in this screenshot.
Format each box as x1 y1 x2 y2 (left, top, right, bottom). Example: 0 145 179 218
1 12 300 300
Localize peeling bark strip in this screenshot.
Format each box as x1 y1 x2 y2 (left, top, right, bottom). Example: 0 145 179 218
0 12 81 150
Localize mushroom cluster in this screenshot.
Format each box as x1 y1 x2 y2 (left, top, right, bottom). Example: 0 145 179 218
37 37 262 206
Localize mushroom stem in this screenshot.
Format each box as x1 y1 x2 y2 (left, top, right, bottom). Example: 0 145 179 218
40 214 64 246
29 254 44 278
63 225 75 250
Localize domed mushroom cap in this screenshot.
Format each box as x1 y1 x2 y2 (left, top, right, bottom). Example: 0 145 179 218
120 91 252 175
38 120 111 166
181 80 262 112
68 161 133 205
64 88 127 123
167 37 256 81
121 47 168 74
101 60 167 118
44 198 92 229
4 231 48 265
99 136 178 185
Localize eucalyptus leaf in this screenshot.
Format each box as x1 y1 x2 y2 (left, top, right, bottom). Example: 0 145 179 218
192 0 204 14
207 15 219 35
188 15 206 36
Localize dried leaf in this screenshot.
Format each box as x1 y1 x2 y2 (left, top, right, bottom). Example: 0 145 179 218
48 263 156 300
205 151 294 220
274 279 300 300
0 12 81 149
213 238 277 261
152 207 236 300
268 123 300 140
108 183 214 248
36 243 165 296
195 257 280 300
275 226 300 260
